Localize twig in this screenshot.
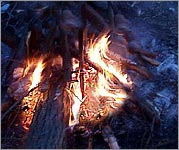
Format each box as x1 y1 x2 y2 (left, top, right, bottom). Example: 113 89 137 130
122 61 152 79
102 125 120 149
88 134 93 149
141 55 161 66
1 86 38 122
65 87 83 102
79 4 87 99
61 30 72 82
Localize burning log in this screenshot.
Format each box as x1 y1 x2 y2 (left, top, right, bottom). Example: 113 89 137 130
2 85 38 122
25 81 70 149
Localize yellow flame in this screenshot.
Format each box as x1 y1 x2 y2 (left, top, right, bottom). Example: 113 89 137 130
29 58 45 90
87 34 131 101
70 34 132 126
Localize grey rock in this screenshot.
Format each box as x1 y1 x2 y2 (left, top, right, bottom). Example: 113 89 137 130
154 88 175 109
157 55 177 80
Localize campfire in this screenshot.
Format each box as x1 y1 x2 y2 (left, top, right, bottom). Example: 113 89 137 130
2 2 172 149
69 33 132 128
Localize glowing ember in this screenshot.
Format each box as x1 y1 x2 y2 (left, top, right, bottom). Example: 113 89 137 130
21 56 46 130
69 33 132 126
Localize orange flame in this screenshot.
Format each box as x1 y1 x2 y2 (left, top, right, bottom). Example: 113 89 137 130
21 56 46 130
69 34 132 126
29 58 45 90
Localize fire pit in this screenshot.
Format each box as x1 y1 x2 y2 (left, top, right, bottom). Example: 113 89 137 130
1 1 178 149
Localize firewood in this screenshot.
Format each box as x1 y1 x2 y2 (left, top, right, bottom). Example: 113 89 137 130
61 30 72 82
60 9 82 31
12 67 24 80
88 134 93 149
141 55 161 66
108 2 115 31
123 61 152 79
102 125 120 149
127 41 156 58
82 3 109 32
114 14 130 27
25 81 70 149
2 85 38 122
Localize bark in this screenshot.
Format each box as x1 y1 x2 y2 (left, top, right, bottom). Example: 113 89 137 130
82 3 109 32
25 81 71 149
61 31 72 82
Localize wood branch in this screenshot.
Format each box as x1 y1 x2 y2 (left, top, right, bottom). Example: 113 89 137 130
102 125 120 149
108 2 115 32
88 134 93 149
140 55 161 66
122 61 152 79
25 81 70 149
82 3 109 32
127 41 157 58
61 30 72 82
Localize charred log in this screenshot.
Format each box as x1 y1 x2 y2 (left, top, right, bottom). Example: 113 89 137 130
25 81 70 149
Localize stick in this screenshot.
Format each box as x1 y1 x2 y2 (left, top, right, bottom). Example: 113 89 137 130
102 125 120 149
122 61 152 79
141 55 161 66
62 30 72 82
88 134 93 149
127 41 157 58
79 4 87 99
78 28 85 99
1 86 38 122
108 2 115 32
82 3 109 32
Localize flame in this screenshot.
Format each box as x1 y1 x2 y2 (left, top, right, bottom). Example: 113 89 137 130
87 34 131 85
21 56 46 130
69 33 132 126
69 58 82 126
29 57 45 90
